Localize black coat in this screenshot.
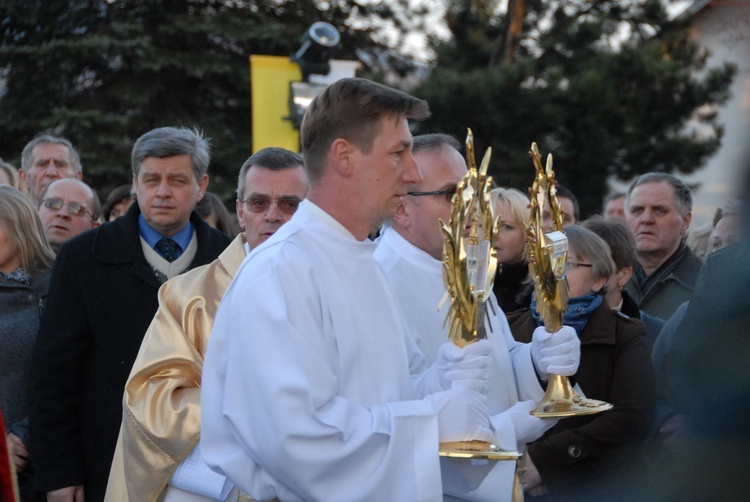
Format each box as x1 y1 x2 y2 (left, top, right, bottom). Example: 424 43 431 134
508 303 656 497
29 203 230 501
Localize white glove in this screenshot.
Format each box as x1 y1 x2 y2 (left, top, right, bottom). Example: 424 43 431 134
435 339 492 393
427 385 494 443
531 325 580 380
507 400 559 446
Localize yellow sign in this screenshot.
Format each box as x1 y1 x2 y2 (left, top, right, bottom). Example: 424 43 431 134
250 55 302 153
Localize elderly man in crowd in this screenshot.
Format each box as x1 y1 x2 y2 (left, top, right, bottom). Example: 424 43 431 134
624 172 702 319
19 135 83 205
105 147 307 501
30 127 230 502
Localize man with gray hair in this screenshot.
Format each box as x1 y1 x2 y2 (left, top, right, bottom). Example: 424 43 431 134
105 147 306 501
19 134 83 205
30 127 230 502
624 172 702 319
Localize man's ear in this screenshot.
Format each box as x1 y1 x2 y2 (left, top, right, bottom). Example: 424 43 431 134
197 174 209 199
617 266 634 289
680 211 692 236
330 138 354 177
393 198 410 228
236 199 246 231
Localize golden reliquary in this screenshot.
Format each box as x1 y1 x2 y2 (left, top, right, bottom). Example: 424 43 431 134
525 142 612 417
437 129 522 464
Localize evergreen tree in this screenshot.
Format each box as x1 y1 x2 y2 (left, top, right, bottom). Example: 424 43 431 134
0 0 422 202
415 0 736 218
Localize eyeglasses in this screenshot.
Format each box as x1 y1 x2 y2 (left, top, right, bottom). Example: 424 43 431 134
407 186 458 203
41 197 94 219
566 261 593 269
240 196 301 215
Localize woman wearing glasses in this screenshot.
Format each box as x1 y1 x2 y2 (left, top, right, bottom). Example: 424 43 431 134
507 225 655 499
491 187 534 313
0 185 56 499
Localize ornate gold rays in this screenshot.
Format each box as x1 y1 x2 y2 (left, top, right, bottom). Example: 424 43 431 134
439 129 498 347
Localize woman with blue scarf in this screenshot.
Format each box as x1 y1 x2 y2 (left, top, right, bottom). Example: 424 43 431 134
508 225 656 499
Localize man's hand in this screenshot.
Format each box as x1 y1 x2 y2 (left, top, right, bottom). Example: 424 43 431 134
435 339 492 392
521 454 549 497
46 485 85 502
506 400 559 446
6 432 29 472
531 325 580 380
427 385 494 444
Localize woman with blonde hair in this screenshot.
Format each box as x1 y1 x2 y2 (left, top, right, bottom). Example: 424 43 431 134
491 186 534 312
0 159 21 189
0 185 55 499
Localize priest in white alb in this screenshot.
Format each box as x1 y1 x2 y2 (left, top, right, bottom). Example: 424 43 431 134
374 133 581 501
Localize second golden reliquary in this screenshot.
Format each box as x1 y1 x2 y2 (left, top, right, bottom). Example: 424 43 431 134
526 142 613 417
437 129 522 465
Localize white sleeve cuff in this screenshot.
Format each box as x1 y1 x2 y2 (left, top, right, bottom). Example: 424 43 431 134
169 443 234 500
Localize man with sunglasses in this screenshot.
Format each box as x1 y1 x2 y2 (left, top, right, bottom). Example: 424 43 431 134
105 147 306 501
29 127 230 502
37 178 101 253
374 133 581 501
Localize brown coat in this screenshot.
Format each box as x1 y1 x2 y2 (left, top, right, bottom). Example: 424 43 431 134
508 302 656 494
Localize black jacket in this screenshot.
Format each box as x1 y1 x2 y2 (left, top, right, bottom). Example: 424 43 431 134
508 303 656 497
29 203 230 501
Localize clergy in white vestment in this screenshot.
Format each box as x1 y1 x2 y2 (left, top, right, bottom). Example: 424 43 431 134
201 79 500 502
373 133 582 501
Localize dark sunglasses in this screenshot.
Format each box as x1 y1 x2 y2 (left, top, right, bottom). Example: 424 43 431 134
240 196 301 215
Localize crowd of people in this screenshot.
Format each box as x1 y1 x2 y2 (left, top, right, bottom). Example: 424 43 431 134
1 77 747 502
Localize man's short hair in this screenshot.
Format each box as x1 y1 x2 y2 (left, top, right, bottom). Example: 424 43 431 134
412 133 461 155
555 184 580 222
39 179 102 221
602 192 625 211
21 134 82 173
582 215 638 271
131 127 211 180
626 172 692 216
300 78 430 185
236 147 305 200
